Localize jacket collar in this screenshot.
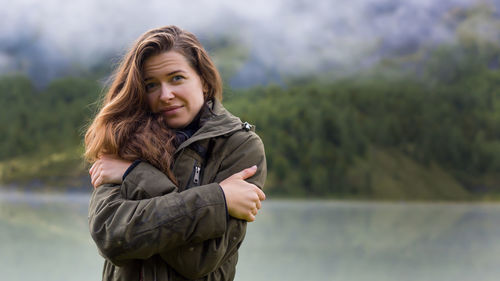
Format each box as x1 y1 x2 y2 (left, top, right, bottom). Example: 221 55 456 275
174 99 243 153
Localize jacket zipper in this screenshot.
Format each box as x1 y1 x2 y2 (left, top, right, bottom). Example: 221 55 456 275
184 160 203 190
193 164 201 185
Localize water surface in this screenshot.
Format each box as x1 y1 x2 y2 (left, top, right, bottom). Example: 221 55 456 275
1 191 499 281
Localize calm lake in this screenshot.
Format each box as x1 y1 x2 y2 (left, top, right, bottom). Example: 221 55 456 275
1 190 500 281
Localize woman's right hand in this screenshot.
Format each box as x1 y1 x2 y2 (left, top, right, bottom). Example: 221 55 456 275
89 154 132 188
219 165 266 222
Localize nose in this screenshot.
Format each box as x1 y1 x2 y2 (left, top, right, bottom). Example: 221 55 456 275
159 83 175 100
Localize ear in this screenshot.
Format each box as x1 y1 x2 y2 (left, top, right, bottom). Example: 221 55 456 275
203 80 209 92
202 81 209 96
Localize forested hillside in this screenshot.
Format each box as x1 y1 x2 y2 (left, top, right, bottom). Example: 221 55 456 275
1 42 499 199
226 42 500 199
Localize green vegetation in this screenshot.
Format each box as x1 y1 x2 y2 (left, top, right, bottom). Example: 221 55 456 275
226 41 500 200
0 75 101 188
0 39 499 200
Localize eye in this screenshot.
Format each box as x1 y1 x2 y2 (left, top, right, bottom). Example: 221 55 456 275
145 82 158 92
171 75 185 83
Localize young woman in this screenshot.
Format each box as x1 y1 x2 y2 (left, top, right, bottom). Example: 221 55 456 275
85 25 266 280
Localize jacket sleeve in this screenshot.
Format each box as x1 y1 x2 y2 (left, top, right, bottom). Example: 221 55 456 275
213 130 267 189
88 162 227 266
162 131 267 279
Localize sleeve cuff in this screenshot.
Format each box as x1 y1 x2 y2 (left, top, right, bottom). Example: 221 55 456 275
122 159 142 180
217 183 230 221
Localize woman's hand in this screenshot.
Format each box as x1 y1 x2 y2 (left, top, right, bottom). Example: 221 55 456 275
219 165 266 222
89 154 132 188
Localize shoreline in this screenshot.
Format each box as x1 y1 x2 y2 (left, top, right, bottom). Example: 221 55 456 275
1 186 499 205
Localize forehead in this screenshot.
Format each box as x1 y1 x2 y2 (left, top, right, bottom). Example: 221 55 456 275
143 51 194 78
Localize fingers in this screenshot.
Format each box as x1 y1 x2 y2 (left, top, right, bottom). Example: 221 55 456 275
89 160 100 187
222 165 258 185
92 177 99 189
248 214 256 222
91 169 100 188
89 155 130 188
88 154 113 177
247 194 263 222
89 158 101 178
255 186 266 201
89 161 97 176
246 186 265 221
91 174 96 187
237 165 257 180
256 200 262 210
246 204 259 222
90 160 106 188
219 166 265 222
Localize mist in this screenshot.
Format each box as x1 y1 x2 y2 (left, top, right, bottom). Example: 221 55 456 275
0 0 498 87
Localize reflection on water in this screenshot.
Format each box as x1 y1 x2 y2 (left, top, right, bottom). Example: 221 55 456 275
1 191 500 281
239 200 500 281
0 190 102 281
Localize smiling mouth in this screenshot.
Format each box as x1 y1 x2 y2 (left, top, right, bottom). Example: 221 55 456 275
161 105 183 114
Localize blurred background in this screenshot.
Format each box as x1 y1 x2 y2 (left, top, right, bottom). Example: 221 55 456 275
1 0 500 280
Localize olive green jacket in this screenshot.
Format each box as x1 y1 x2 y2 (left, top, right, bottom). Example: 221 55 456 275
88 100 267 280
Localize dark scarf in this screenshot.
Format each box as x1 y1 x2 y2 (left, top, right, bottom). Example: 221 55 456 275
173 104 207 147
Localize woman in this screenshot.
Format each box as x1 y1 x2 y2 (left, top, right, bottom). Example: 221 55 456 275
85 25 266 280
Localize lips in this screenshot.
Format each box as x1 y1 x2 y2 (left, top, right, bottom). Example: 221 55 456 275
160 105 183 115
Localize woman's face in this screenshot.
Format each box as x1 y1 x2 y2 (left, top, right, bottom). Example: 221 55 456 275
143 51 205 129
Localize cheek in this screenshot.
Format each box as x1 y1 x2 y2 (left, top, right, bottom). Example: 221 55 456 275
192 91 205 111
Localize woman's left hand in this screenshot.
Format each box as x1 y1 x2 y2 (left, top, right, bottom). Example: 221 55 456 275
219 165 266 222
89 154 132 188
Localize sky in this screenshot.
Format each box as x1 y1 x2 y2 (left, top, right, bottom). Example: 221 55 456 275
0 0 498 86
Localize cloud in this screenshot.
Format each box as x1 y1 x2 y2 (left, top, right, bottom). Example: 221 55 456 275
0 0 493 86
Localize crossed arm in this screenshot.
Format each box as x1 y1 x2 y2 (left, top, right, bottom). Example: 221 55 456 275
88 133 267 278
90 155 265 222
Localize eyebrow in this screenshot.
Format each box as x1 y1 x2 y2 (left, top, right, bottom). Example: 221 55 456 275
144 70 187 81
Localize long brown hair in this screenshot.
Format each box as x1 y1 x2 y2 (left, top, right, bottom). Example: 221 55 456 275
84 25 223 181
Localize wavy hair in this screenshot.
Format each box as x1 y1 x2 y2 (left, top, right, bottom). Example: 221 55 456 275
84 25 223 180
